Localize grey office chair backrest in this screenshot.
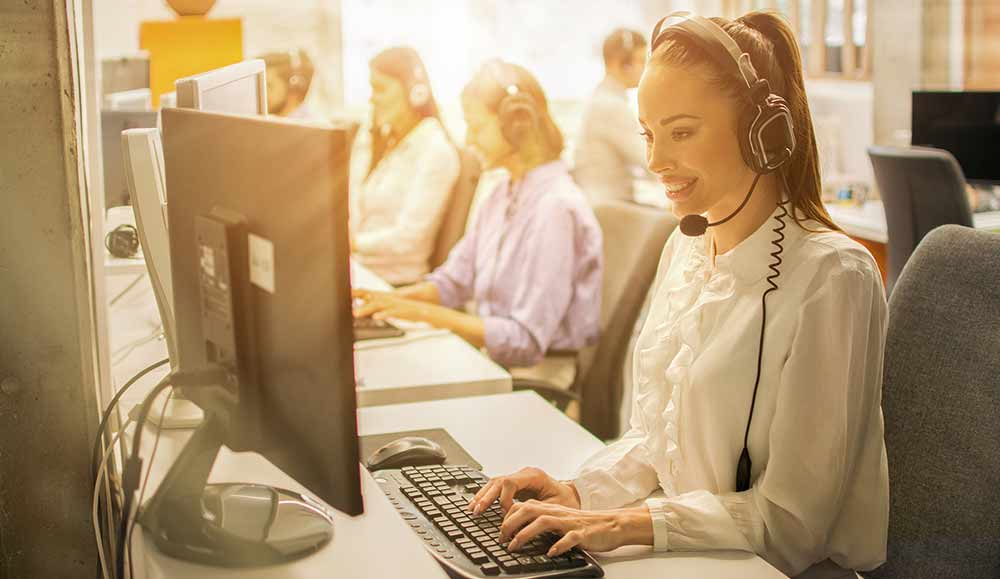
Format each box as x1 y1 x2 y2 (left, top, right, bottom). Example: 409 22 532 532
867 145 973 294
430 148 481 270
866 225 1000 579
577 201 677 439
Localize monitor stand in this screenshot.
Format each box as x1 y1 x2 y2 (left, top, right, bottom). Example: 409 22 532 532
146 393 204 429
138 411 334 566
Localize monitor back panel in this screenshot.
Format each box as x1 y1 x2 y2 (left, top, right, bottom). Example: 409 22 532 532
161 108 362 515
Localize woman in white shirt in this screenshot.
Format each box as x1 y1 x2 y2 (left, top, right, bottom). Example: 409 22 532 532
350 46 460 285
467 12 889 579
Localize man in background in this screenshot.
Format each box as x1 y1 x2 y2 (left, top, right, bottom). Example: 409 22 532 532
573 29 650 203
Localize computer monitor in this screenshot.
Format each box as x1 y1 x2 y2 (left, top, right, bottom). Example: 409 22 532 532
175 59 268 115
911 91 1000 183
103 88 152 111
141 107 360 566
101 109 158 208
101 53 149 95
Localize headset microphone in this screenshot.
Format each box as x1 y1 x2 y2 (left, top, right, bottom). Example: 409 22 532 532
679 172 761 237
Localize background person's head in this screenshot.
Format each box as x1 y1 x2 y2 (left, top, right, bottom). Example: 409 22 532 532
639 11 837 231
603 28 647 89
368 46 441 132
366 46 445 176
460 60 564 176
260 49 315 116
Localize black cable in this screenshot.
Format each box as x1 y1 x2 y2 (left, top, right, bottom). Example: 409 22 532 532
91 357 169 579
735 196 789 493
126 387 174 579
117 374 174 579
91 358 170 484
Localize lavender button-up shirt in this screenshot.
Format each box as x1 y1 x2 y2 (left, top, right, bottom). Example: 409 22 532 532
426 160 603 368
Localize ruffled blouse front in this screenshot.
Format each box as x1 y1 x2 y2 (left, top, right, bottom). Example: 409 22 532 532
573 208 890 577
633 233 736 498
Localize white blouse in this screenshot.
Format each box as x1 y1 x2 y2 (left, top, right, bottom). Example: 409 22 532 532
350 117 460 285
573 205 889 577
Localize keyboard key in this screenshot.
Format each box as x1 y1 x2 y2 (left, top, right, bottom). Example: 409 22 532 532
445 529 464 540
533 555 555 570
467 550 490 564
498 559 522 573
480 562 500 576
516 556 536 571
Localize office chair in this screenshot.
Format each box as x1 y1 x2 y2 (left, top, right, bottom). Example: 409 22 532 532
429 148 482 270
514 201 677 439
865 225 1000 579
867 145 973 294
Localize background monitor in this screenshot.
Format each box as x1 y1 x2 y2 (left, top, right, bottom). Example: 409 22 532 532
175 59 268 115
103 88 152 111
101 109 158 208
911 90 1000 183
147 107 360 566
101 53 149 95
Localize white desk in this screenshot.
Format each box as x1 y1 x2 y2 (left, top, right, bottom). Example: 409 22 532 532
137 391 787 579
826 200 1000 244
106 256 510 409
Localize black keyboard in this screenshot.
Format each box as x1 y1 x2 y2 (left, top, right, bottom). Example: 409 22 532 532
376 465 603 578
353 316 405 341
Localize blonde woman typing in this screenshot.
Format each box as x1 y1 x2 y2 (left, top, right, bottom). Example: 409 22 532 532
355 60 602 386
465 12 889 579
350 46 459 285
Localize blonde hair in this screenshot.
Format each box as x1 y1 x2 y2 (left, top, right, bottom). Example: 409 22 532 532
650 11 839 232
462 60 564 162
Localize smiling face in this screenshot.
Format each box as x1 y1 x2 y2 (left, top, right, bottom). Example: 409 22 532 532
637 61 756 221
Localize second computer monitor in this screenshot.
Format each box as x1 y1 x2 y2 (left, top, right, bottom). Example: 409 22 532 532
175 59 268 115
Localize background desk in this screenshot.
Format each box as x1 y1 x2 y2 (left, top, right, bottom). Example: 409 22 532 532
826 201 1000 283
137 391 787 579
106 254 510 411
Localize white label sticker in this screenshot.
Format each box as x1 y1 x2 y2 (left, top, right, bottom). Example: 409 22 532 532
248 233 275 294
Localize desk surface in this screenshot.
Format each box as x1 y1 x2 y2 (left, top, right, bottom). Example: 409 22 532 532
137 392 786 579
106 257 511 408
826 201 1000 244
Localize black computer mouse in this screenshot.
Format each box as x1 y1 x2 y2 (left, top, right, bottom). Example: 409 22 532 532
366 436 448 471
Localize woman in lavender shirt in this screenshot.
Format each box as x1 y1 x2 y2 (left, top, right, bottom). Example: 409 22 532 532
354 60 603 379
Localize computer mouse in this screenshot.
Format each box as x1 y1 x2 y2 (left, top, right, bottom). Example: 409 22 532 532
366 436 447 471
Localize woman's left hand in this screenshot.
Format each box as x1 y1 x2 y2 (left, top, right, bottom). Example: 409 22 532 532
498 500 652 557
352 289 431 323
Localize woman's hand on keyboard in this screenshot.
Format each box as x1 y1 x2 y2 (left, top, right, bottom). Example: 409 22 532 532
353 289 429 322
468 467 581 515
499 501 653 557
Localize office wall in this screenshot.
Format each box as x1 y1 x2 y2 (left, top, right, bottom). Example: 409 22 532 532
0 0 102 577
93 0 346 115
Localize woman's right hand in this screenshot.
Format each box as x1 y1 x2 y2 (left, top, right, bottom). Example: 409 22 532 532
468 467 581 515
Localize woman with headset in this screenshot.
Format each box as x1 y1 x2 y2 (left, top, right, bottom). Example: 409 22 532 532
350 46 460 285
463 12 889 579
354 60 603 385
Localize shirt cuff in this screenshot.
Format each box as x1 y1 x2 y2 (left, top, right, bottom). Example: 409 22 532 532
424 273 461 310
645 498 670 552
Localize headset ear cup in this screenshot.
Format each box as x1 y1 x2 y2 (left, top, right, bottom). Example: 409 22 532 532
409 83 430 109
738 103 760 173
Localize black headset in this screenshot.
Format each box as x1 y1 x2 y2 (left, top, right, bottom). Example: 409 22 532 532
105 223 140 259
650 11 796 176
650 12 796 493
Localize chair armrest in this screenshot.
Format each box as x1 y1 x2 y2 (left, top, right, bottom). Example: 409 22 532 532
512 378 580 411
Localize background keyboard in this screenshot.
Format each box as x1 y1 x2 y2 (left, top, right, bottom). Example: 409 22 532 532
376 465 604 578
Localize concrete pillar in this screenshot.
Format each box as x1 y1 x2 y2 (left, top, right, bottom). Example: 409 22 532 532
0 0 102 576
872 0 924 145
